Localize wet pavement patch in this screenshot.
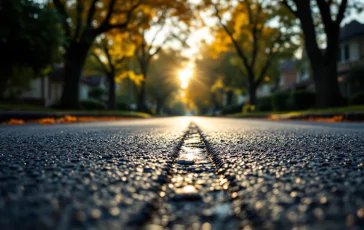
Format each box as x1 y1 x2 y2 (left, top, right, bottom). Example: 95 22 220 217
147 123 239 229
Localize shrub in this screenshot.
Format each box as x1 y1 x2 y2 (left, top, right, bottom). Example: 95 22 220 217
271 91 291 111
347 65 364 90
169 102 186 116
291 90 316 110
116 101 130 111
220 103 243 115
257 96 272 111
243 104 255 113
349 92 364 105
80 99 106 110
89 87 107 101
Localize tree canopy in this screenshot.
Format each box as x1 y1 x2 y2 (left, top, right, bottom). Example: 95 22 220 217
0 0 63 97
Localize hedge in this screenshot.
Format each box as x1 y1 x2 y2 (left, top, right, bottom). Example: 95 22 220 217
349 92 364 105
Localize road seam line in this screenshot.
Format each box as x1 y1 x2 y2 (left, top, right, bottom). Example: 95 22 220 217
145 122 239 229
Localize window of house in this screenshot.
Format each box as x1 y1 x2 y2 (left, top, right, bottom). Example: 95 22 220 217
344 44 350 61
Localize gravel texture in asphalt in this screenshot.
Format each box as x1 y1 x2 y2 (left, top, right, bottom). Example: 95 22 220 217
194 118 364 229
1 117 364 230
0 118 189 230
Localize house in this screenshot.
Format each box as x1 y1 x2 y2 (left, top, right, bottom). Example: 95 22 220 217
338 20 364 71
13 65 110 106
337 20 364 97
13 66 64 106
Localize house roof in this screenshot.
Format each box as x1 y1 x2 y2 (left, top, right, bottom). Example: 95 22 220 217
47 66 107 86
279 60 297 72
81 74 108 87
340 20 364 41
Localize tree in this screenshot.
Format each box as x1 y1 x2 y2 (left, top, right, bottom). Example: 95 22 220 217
0 0 63 99
132 9 191 111
218 51 245 106
281 0 363 107
210 0 298 105
51 0 191 109
85 33 135 109
185 44 224 115
146 49 186 114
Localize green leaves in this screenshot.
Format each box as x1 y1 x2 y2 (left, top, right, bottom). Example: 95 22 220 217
0 0 64 96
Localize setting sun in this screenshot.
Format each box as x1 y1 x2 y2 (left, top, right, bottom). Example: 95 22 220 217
178 65 194 89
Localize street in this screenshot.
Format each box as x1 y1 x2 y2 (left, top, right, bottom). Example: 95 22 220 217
0 117 364 229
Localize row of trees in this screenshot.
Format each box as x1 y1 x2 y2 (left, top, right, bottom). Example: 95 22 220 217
1 0 192 113
186 0 362 114
1 0 362 113
51 0 193 110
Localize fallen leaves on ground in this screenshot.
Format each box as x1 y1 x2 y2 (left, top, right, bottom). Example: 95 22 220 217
2 116 134 125
269 115 345 122
3 119 25 125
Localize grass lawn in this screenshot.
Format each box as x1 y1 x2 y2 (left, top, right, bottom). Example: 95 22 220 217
230 105 364 118
0 103 151 118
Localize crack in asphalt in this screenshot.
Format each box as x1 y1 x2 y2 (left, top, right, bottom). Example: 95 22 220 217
145 123 239 230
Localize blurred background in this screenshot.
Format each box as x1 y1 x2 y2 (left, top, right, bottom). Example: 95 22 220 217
1 0 364 117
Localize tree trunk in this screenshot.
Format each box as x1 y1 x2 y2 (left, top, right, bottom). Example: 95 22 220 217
295 2 343 108
137 81 146 112
248 85 257 105
211 92 219 116
226 90 234 106
312 59 344 107
0 76 9 100
107 74 116 110
59 41 92 109
156 99 162 114
137 64 148 112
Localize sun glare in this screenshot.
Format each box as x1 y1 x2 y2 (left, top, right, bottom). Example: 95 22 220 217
178 65 194 89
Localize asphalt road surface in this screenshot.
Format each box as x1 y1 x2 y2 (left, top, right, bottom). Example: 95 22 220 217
0 117 364 230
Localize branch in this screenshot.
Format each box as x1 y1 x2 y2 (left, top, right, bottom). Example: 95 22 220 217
213 4 253 79
102 0 117 26
52 0 70 36
147 24 166 55
74 0 84 40
336 0 348 25
147 46 162 63
96 0 141 34
86 0 98 26
90 52 110 75
246 0 262 71
255 35 282 87
281 0 298 16
316 0 334 27
102 41 113 72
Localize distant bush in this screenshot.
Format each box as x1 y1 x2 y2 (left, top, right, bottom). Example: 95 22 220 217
80 99 106 110
271 91 291 111
347 65 364 90
292 90 316 110
349 92 364 105
169 102 186 116
242 104 255 113
257 96 272 111
116 101 130 111
116 96 130 111
220 103 243 115
89 87 107 101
